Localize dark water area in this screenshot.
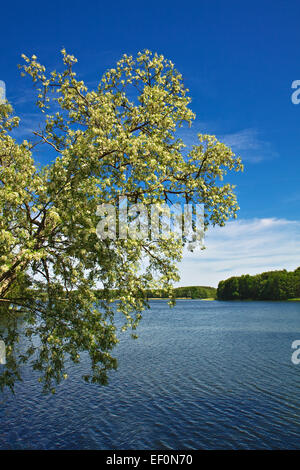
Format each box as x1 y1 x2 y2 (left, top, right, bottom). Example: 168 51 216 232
1 300 300 449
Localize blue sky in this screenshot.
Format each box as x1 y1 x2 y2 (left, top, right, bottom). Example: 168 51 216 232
1 0 300 285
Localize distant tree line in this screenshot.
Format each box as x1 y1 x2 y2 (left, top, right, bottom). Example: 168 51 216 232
147 286 217 299
96 286 217 300
217 267 300 300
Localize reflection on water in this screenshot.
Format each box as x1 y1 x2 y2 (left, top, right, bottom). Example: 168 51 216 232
0 300 300 449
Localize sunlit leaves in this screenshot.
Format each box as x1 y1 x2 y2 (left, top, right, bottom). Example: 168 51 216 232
0 50 242 392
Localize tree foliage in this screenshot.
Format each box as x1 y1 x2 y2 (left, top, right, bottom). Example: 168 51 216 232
146 285 216 299
0 50 242 392
217 267 300 301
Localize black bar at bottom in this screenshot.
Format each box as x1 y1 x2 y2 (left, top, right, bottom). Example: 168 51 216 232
0 449 298 466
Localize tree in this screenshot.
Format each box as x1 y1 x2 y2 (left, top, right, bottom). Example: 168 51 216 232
0 50 243 392
217 267 300 301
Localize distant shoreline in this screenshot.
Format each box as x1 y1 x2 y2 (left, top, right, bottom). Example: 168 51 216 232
147 297 300 302
147 297 216 301
217 267 300 301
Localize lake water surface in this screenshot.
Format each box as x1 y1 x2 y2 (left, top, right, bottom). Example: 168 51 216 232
1 300 300 449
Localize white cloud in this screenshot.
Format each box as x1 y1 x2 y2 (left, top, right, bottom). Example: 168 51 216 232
220 128 278 163
10 112 45 141
177 218 300 287
175 126 278 164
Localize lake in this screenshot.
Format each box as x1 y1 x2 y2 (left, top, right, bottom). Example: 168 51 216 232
0 300 300 449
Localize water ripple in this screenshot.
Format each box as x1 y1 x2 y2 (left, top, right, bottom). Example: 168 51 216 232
1 300 300 449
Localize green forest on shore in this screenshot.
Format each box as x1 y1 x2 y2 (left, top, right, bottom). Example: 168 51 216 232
146 286 217 299
95 268 300 302
95 286 217 300
217 267 300 301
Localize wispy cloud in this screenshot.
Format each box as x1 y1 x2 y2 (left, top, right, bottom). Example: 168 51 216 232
220 128 278 163
284 192 300 204
10 112 45 141
178 217 300 287
9 87 36 106
175 126 278 164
